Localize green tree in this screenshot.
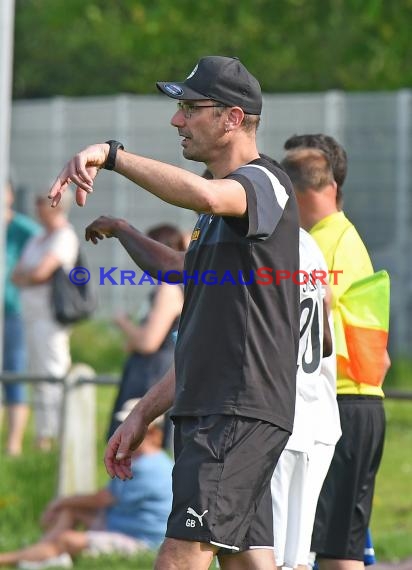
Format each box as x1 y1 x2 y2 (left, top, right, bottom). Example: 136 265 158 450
13 0 412 99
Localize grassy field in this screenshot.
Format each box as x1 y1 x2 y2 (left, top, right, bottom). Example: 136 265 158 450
370 399 412 562
1 323 412 569
0 384 157 570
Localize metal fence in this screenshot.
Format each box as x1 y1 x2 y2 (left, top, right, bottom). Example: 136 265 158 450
2 369 410 497
9 90 412 356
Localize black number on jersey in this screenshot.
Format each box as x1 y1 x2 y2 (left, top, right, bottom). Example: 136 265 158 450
299 297 321 374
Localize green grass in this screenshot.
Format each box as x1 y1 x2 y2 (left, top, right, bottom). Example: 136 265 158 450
384 357 412 390
70 319 125 374
370 399 412 562
0 451 59 548
0 385 157 569
2 341 412 567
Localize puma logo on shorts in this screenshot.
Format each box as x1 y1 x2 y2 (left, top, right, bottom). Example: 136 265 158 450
186 507 208 527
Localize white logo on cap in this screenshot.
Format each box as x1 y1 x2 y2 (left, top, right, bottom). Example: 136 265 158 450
186 64 198 79
164 84 184 96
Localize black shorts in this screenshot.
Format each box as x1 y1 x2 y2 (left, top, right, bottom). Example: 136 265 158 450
166 414 289 552
311 396 386 560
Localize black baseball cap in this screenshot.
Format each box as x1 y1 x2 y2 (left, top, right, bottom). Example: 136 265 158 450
156 56 262 115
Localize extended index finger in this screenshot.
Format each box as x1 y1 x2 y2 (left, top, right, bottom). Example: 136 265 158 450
48 174 71 206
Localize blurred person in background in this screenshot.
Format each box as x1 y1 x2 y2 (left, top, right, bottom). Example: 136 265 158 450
106 222 185 449
0 402 173 569
282 136 389 570
1 180 40 456
12 191 79 452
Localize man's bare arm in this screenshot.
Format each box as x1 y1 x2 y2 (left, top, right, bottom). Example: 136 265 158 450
115 151 247 216
85 216 185 278
104 365 176 480
322 300 333 358
48 143 248 217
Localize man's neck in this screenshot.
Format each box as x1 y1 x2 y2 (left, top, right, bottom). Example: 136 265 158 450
297 188 339 231
207 135 259 179
303 208 339 231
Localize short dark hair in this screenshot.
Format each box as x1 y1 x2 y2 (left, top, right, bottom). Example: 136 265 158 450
242 113 260 133
284 134 347 208
147 224 186 251
280 148 335 194
214 105 260 133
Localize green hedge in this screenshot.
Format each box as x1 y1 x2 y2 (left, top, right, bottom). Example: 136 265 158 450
14 0 412 99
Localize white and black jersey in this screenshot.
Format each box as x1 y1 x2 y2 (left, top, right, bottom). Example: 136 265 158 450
172 157 300 432
297 229 326 402
286 229 327 452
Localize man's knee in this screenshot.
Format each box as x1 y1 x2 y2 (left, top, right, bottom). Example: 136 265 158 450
54 530 73 551
55 530 87 556
155 537 216 570
219 548 277 570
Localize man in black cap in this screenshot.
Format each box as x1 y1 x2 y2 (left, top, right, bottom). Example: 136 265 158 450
48 56 300 569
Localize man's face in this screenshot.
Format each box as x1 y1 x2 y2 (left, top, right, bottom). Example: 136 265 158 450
170 100 227 163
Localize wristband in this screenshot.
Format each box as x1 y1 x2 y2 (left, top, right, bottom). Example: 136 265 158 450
103 140 124 170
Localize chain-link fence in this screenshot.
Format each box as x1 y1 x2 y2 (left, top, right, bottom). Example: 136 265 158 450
10 90 412 357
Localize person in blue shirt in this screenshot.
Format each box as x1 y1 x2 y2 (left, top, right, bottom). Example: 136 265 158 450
0 400 173 568
2 180 40 456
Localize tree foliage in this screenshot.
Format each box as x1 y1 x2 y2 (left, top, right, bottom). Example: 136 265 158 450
13 0 412 99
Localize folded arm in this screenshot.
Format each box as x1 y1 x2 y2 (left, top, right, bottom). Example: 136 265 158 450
12 253 62 287
41 489 114 527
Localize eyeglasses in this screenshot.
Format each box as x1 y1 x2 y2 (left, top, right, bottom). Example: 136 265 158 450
177 101 226 119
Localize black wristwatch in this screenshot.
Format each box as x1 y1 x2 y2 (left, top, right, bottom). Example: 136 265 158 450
103 140 124 170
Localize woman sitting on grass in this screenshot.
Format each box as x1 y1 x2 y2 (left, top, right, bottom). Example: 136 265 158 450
0 401 173 569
